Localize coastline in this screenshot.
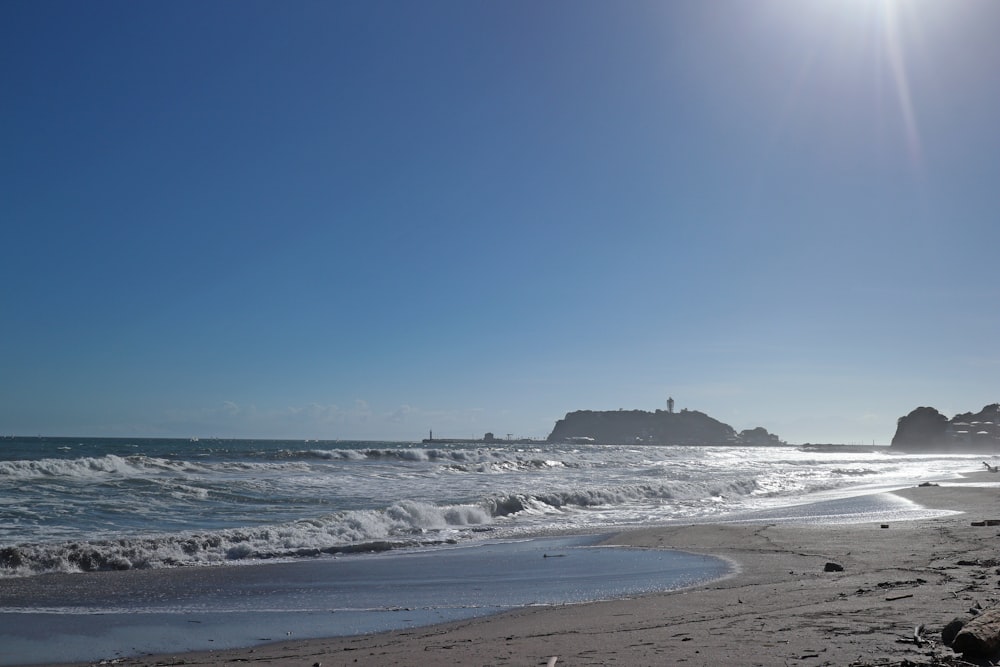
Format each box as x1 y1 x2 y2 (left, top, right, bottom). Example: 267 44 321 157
28 471 1000 667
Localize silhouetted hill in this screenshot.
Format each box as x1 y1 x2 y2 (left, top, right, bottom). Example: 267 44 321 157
546 409 783 446
891 404 1000 452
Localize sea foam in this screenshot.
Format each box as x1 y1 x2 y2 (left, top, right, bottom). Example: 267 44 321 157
0 438 987 578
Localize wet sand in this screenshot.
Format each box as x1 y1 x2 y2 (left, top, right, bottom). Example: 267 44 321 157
34 472 1000 666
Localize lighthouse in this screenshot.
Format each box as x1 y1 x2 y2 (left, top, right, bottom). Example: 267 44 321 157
667 397 675 414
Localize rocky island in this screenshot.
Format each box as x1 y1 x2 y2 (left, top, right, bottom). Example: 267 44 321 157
546 408 782 446
426 405 783 447
891 403 1000 452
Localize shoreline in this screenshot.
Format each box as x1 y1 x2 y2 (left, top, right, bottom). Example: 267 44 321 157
27 471 1000 667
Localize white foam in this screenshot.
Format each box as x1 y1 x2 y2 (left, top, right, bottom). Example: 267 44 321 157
0 440 986 578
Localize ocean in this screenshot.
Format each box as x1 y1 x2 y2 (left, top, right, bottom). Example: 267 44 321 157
0 436 990 665
0 436 986 578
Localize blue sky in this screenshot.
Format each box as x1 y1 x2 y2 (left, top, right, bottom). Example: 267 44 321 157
3 0 998 444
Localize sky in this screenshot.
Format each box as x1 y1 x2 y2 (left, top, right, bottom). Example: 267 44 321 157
2 0 999 445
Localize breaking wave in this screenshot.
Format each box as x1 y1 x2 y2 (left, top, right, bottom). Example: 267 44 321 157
0 455 203 480
0 476 761 577
298 447 575 473
2 438 984 580
484 477 760 517
0 454 318 483
0 500 493 577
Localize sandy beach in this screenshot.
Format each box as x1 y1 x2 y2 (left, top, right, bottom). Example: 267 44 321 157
35 473 1000 667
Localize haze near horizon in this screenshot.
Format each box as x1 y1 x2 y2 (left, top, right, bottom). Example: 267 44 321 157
3 0 998 445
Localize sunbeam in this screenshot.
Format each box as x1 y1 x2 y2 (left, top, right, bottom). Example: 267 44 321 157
879 0 923 169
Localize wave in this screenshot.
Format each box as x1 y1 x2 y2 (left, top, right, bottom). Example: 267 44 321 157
484 477 760 517
3 441 978 579
829 468 881 477
303 447 529 461
0 499 494 577
0 454 320 483
300 447 575 472
0 474 762 577
0 455 203 481
0 446 587 480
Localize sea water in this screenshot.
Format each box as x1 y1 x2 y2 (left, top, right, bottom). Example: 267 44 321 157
0 437 984 577
0 534 730 664
0 437 985 665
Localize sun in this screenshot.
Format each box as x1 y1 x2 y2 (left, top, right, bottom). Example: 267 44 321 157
760 0 932 171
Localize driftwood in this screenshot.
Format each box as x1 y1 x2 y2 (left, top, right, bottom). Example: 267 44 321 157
952 607 1000 658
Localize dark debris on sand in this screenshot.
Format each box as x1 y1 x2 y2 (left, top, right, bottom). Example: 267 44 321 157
849 659 981 667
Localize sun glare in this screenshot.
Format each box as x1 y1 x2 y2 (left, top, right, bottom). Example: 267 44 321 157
877 0 923 166
762 0 929 171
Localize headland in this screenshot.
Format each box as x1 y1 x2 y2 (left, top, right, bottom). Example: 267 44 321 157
892 403 1000 452
426 407 783 447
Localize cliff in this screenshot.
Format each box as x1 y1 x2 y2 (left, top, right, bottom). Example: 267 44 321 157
546 409 783 446
891 404 1000 451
